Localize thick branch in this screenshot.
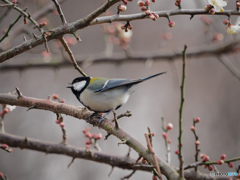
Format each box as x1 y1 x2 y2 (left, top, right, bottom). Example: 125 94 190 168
0 93 179 180
0 132 152 172
1 9 240 63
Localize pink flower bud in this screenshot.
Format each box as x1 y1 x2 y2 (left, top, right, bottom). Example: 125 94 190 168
60 99 65 103
3 108 10 114
145 0 150 6
128 24 133 30
166 123 173 131
237 2 240 8
1 144 8 149
12 0 17 4
95 133 103 139
175 1 180 7
45 31 50 36
149 14 156 21
123 0 128 5
223 19 229 25
153 13 159 18
82 129 87 134
195 140 200 146
208 165 214 171
85 132 92 138
202 155 209 162
168 21 175 28
141 6 147 11
86 144 90 149
152 175 157 180
151 132 155 136
220 154 226 160
162 132 167 139
175 150 179 155
118 5 127 11
216 159 224 165
52 94 59 100
59 122 65 127
141 158 147 164
145 9 151 15
0 172 3 178
204 4 212 11
194 117 200 123
190 125 196 132
8 148 13 153
85 140 91 145
55 119 61 124
209 8 215 14
137 0 145 6
167 139 172 144
228 162 234 168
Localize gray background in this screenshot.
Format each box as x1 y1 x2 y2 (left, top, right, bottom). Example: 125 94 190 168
0 0 240 179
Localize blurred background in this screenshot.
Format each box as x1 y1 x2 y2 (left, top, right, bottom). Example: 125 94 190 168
1 0 240 179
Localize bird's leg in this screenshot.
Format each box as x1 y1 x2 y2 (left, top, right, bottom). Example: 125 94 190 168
97 110 112 127
113 110 119 129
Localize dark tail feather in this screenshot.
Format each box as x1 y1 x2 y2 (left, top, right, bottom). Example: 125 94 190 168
141 72 166 82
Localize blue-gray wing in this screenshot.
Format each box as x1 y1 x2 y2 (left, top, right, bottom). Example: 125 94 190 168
94 79 141 93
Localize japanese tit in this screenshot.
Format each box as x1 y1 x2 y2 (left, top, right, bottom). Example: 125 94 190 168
68 72 166 124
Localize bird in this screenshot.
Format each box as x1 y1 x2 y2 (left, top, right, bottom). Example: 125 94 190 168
68 72 166 126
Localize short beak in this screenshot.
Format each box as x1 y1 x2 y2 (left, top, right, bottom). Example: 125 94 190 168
67 83 72 88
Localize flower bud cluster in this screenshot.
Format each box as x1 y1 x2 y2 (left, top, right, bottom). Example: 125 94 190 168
162 123 173 144
52 94 65 103
137 0 158 21
39 21 47 28
121 22 133 32
0 144 13 153
82 128 102 150
55 116 65 127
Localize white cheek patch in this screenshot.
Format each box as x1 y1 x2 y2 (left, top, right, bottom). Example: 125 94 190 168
73 81 86 91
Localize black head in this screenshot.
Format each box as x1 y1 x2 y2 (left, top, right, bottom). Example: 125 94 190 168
67 76 90 101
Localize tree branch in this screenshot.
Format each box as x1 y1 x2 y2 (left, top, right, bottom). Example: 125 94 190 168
1 9 240 63
1 37 239 71
0 92 179 180
0 132 153 172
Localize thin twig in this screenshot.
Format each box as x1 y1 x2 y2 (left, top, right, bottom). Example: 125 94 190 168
1 0 44 33
121 170 136 180
0 14 22 43
191 119 200 171
178 45 187 178
144 133 162 180
59 36 87 76
52 0 67 25
161 118 171 163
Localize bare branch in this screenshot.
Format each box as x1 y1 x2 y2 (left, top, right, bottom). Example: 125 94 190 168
52 0 67 25
0 132 152 172
0 14 22 43
1 37 240 70
59 37 87 76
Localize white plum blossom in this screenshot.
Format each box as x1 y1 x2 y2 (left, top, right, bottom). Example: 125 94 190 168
5 105 16 112
226 24 240 35
208 0 227 12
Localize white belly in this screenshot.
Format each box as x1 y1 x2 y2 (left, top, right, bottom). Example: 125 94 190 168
80 86 134 112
